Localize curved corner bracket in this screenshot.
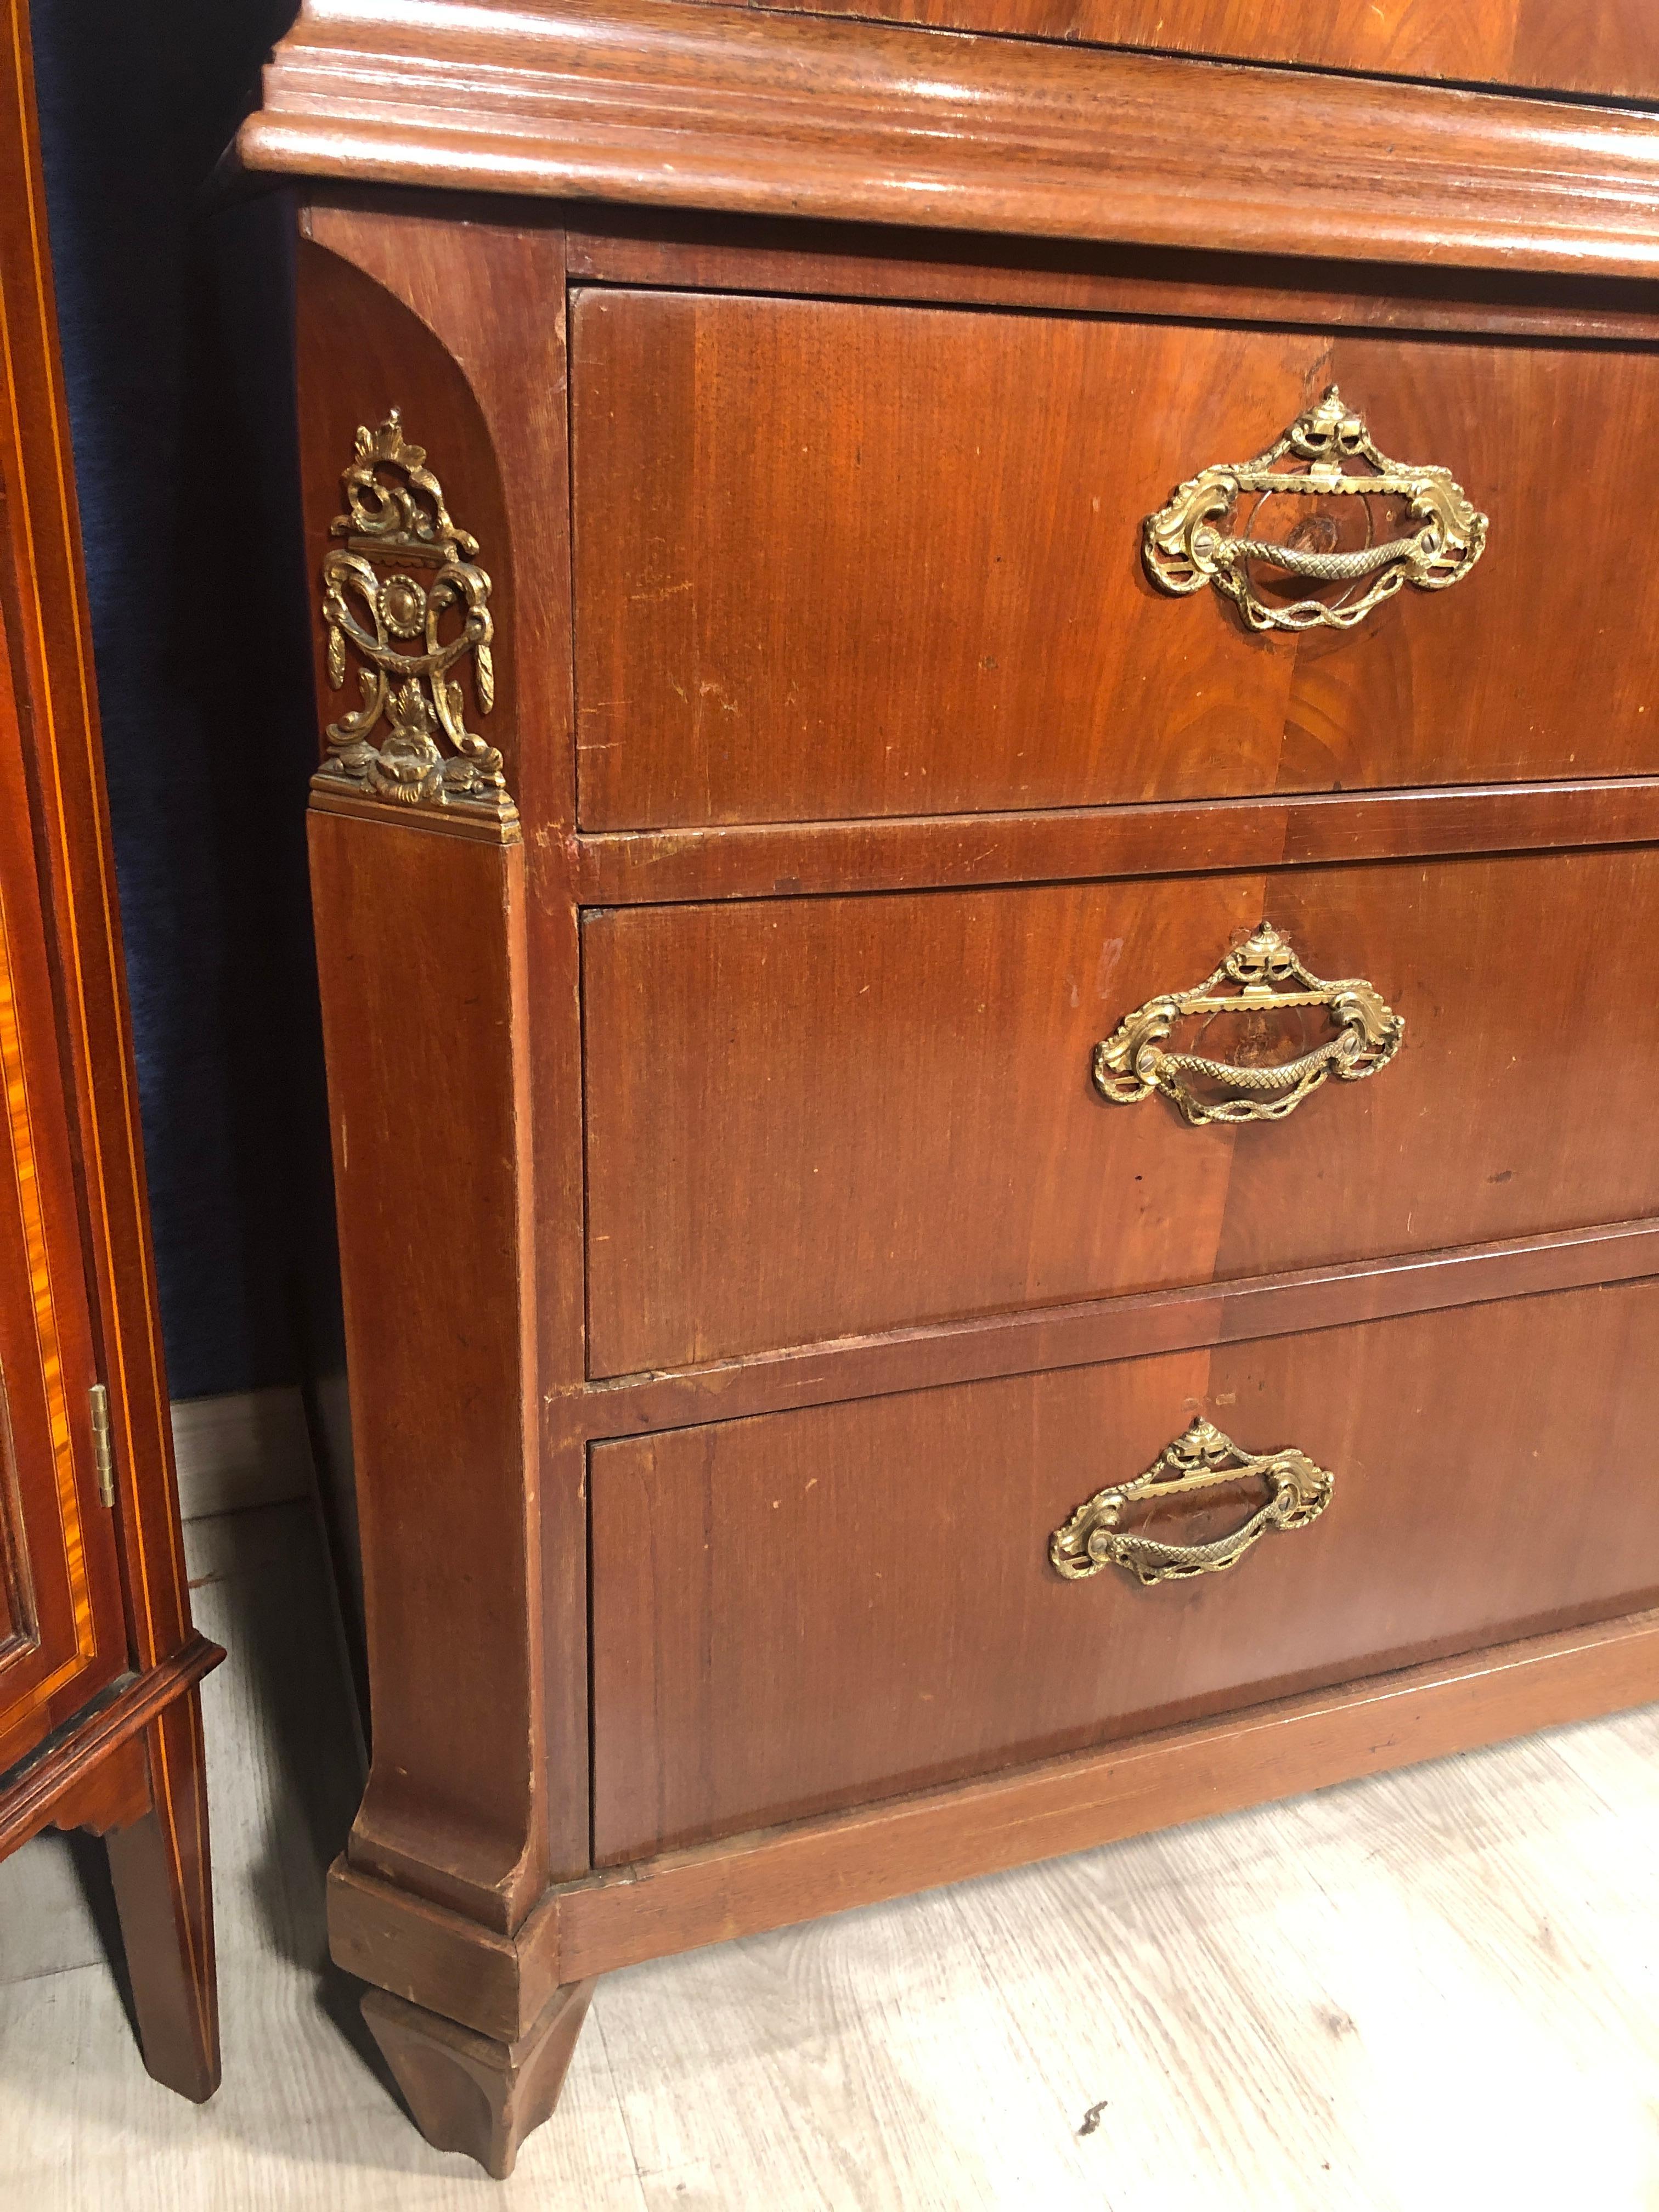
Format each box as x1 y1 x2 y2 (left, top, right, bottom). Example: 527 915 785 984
315 409 518 837
1143 386 1487 634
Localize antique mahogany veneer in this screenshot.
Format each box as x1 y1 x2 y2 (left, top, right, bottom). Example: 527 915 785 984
0 0 221 2104
240 0 1659 2175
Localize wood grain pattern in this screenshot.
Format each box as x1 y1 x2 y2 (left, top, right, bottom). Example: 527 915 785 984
571 1222 1659 1443
294 232 518 803
940 1726 1634 2211
572 291 1659 828
0 0 222 2116
237 3 1659 281
300 195 594 1888
0 1635 220 1859
747 0 1659 105
104 1695 219 2103
0 19 194 1710
558 1603 1659 1982
331 1594 1659 2017
363 1978 595 2178
308 810 546 1931
41 1732 150 1840
1282 331 1659 805
573 292 1316 829
584 848 1659 1374
16 1495 1659 2210
247 5 1659 2172
0 392 124 1769
574 780 1659 907
568 210 1659 347
589 1279 1659 1857
329 1855 543 2045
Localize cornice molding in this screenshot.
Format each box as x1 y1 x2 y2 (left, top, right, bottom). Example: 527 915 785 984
239 0 1659 278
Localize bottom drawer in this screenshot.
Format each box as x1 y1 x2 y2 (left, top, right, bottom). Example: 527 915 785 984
590 1278 1659 1863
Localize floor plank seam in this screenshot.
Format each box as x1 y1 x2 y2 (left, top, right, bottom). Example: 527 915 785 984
588 1984 658 2202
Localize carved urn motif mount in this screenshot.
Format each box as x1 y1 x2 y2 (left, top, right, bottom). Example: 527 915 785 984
317 410 516 832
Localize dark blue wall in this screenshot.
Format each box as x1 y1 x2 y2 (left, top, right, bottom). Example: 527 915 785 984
32 1 336 1402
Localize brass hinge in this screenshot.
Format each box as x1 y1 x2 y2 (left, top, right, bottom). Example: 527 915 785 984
89 1383 115 1508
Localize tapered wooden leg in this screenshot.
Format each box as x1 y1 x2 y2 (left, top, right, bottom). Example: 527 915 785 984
362 1977 596 2177
103 1689 221 2102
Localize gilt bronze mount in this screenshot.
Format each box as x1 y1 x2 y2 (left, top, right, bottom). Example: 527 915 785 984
1092 922 1402 1126
1143 386 1487 632
317 410 516 832
1051 1418 1335 1588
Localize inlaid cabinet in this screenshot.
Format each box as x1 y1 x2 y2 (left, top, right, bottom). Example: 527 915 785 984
240 0 1659 2173
0 0 221 2104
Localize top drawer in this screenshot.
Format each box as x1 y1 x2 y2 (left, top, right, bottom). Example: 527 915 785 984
572 290 1659 830
730 2 1659 106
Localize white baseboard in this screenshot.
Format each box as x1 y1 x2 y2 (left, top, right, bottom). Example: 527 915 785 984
170 1385 318 1522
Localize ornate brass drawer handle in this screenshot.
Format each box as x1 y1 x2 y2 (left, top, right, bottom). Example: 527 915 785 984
1051 1418 1334 1588
1093 922 1402 1127
1143 386 1487 633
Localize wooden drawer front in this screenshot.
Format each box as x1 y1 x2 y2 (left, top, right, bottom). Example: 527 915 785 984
571 290 1659 830
584 845 1659 1375
590 1278 1659 1861
746 2 1659 106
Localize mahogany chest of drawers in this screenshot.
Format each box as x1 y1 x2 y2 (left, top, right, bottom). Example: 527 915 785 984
241 0 1659 2174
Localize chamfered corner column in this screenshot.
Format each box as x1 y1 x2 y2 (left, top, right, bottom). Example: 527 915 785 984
308 786 547 1928
298 280 582 2164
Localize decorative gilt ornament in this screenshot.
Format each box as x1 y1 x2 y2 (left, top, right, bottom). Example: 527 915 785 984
1143 386 1487 633
1093 922 1402 1126
316 410 516 830
1051 1418 1334 1588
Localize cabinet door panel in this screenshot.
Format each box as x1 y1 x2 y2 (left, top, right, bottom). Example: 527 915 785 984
0 607 125 1775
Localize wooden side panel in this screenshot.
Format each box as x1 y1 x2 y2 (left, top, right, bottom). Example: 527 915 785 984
0 0 194 1697
0 539 124 1770
750 0 1659 105
0 0 223 2105
309 811 544 1929
570 291 1659 828
0 0 195 1771
583 845 1659 1375
589 1277 1659 1860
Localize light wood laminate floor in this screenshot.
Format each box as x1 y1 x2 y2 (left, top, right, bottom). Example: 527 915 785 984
2 1499 1657 2209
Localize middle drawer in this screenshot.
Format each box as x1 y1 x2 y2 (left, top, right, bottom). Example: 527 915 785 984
584 844 1659 1375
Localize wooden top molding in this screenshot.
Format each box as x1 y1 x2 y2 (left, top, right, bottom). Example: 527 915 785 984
239 0 1659 278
